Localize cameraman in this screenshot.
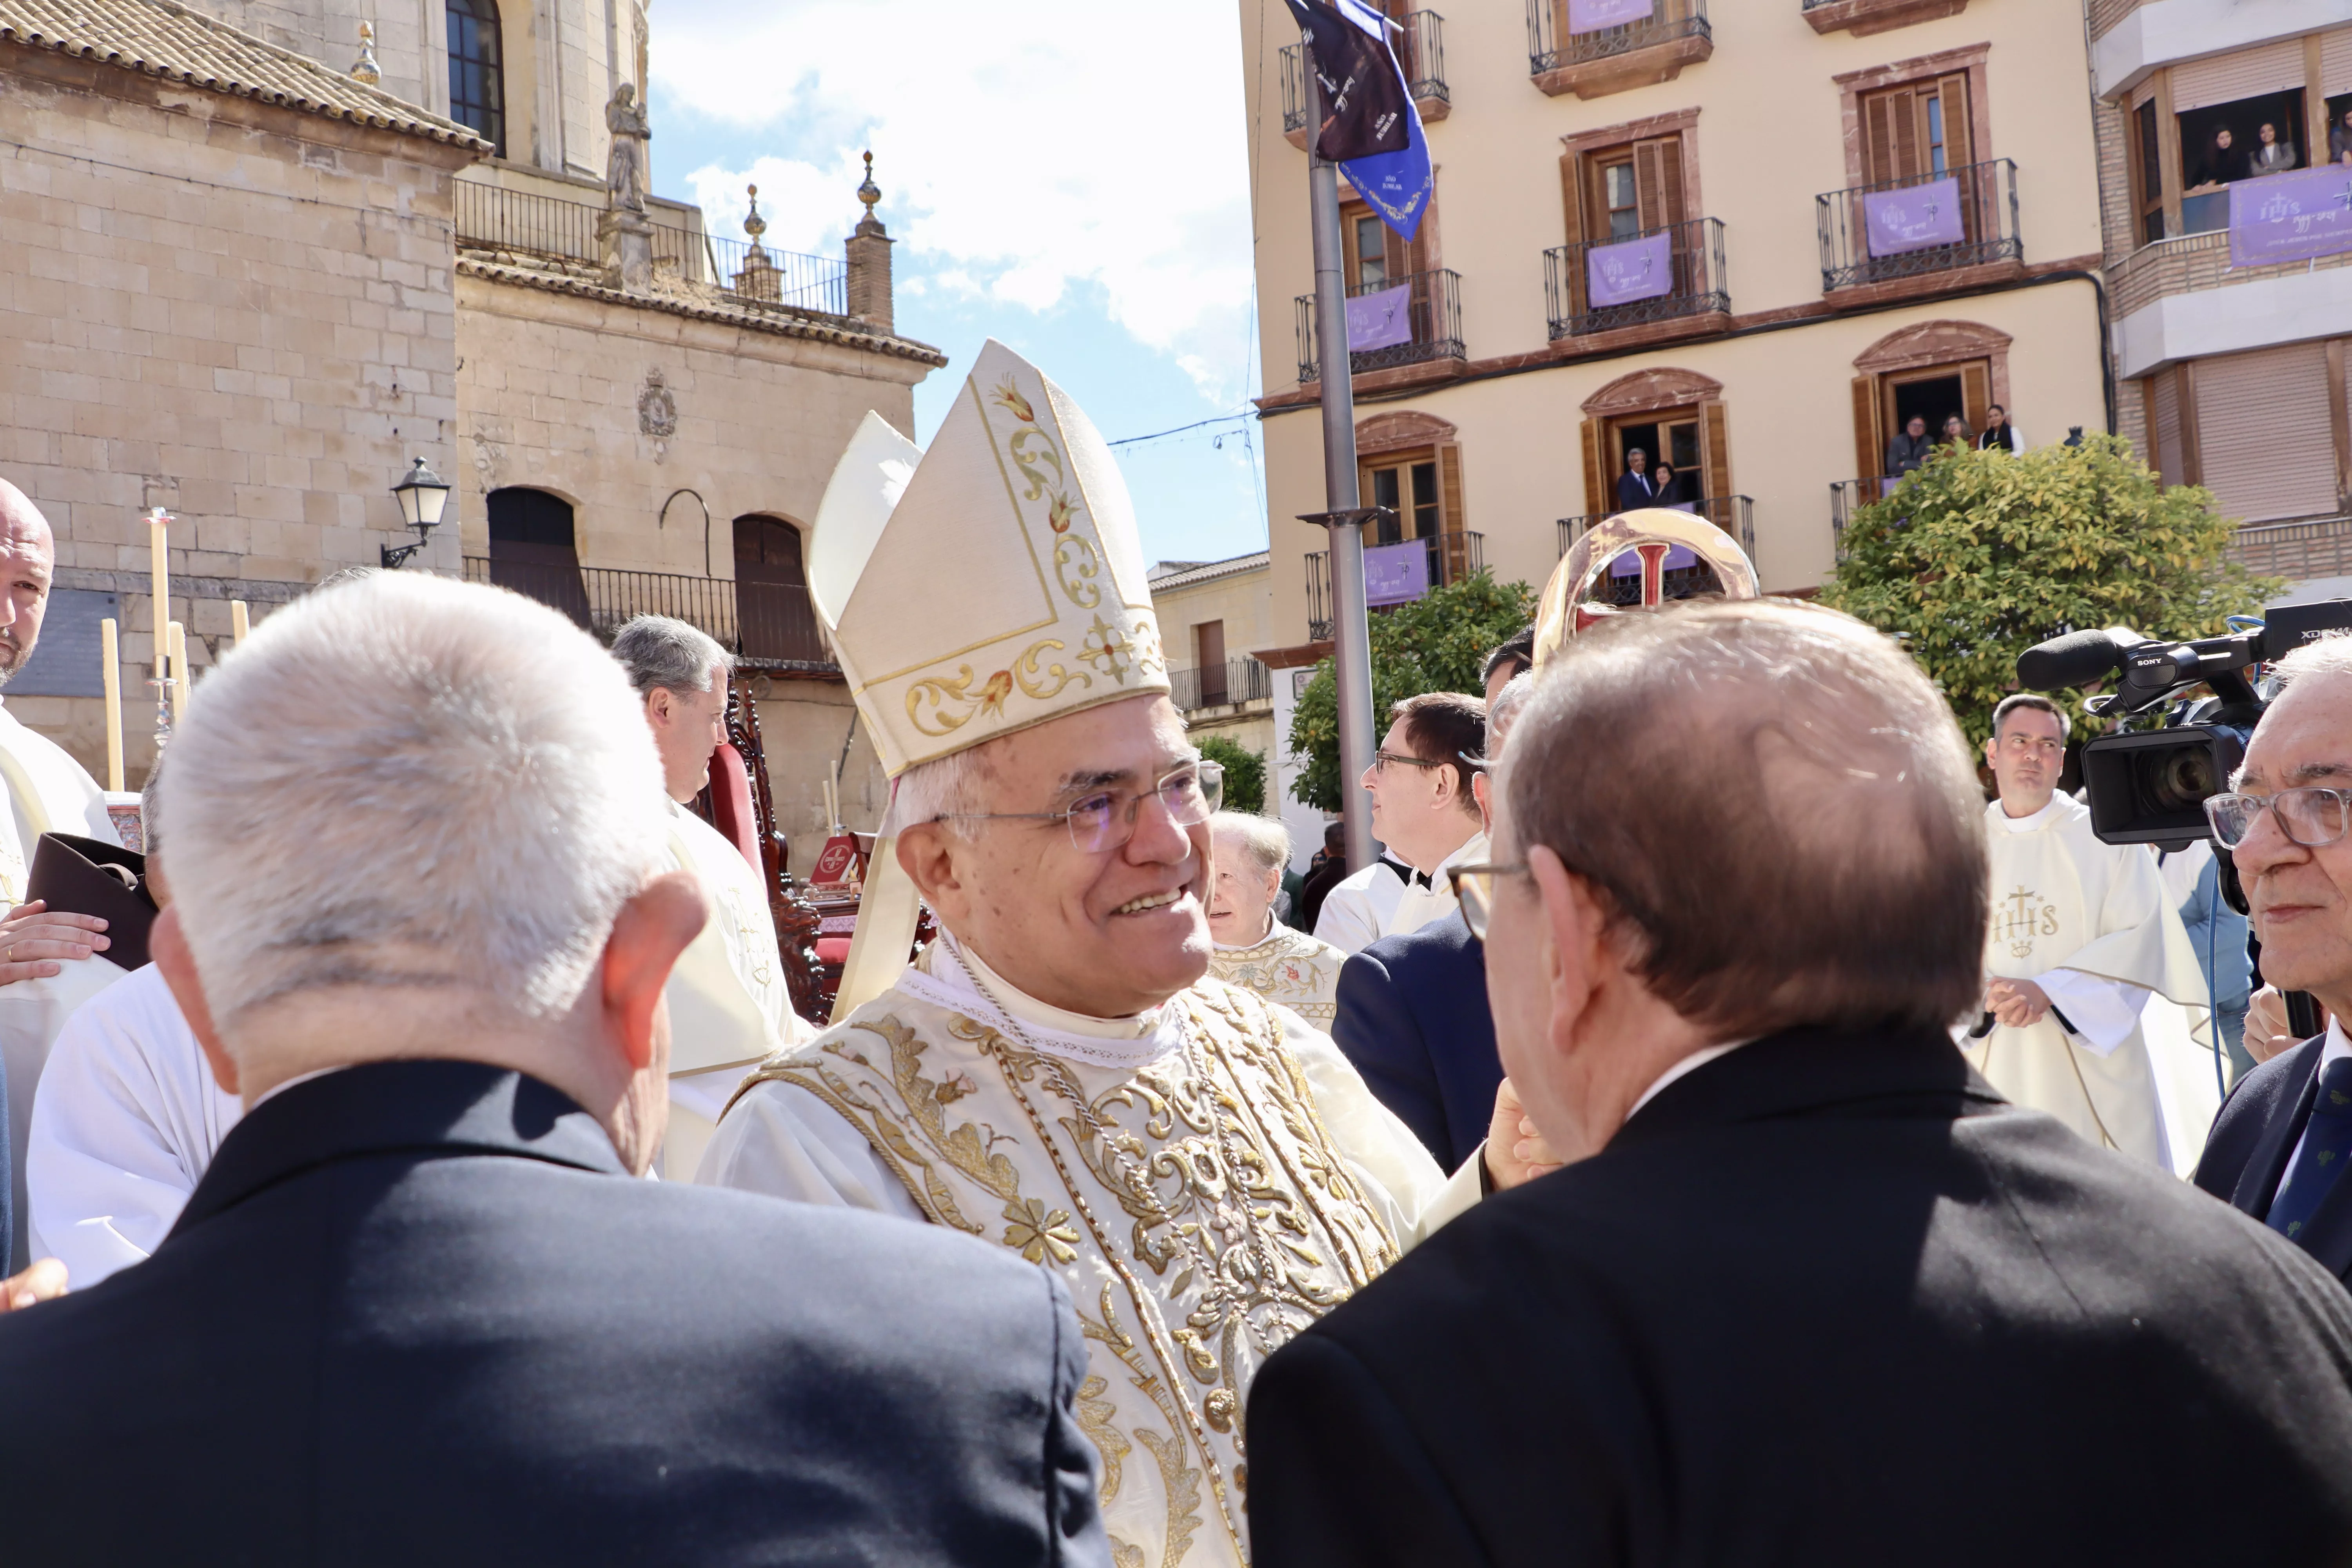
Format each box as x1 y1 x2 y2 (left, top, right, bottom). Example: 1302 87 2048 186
2197 636 2352 1282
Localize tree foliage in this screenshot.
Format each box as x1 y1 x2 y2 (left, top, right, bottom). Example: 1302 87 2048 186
1820 436 2281 750
1287 570 1537 812
1197 734 1267 815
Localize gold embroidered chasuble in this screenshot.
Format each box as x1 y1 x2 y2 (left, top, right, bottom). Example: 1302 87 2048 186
1205 925 1346 1026
730 953 1436 1568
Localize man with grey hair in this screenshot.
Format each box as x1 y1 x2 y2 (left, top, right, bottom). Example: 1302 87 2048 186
2200 633 2352 1289
0 573 1112 1564
609 613 807 1178
1249 599 2352 1565
1205 810 1348 1025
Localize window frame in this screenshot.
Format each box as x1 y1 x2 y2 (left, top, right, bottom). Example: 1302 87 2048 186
446 0 507 157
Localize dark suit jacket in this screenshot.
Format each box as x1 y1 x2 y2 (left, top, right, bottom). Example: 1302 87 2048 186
1330 911 1499 1171
2195 1034 2352 1282
0 1058 1109 1567
1613 470 1658 512
1250 1024 2352 1567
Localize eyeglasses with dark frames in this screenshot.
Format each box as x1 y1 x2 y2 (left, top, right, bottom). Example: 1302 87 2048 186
936 759 1224 855
1374 749 1445 775
1446 861 1529 942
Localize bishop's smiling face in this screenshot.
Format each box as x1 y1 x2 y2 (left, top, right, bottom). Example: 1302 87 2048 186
904 694 1212 1018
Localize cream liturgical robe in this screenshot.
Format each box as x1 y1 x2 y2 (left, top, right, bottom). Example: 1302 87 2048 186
701 935 1478 1568
1964 796 2217 1174
1206 922 1346 1026
660 803 810 1180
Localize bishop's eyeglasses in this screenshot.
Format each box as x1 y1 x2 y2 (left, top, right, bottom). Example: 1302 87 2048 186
2204 786 2352 850
936 759 1224 855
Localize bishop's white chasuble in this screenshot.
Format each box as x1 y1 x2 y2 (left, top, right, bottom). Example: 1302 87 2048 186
1963 797 2216 1173
1205 923 1347 1026
705 936 1474 1568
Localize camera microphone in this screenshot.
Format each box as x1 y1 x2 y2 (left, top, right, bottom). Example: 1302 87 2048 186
2016 628 2133 692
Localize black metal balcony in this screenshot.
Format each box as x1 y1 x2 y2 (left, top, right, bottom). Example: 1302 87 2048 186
1281 12 1448 137
1544 216 1728 340
463 557 835 670
1305 531 1484 641
1525 0 1710 89
1171 658 1274 714
1557 496 1753 568
1829 477 1904 560
1295 268 1465 384
1815 158 2021 294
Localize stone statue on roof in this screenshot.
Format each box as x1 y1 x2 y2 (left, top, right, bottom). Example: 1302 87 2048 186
605 82 650 214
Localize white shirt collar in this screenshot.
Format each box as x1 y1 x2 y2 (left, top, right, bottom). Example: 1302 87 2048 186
896 932 1185 1071
1213 911 1279 953
1627 1038 1753 1120
2322 1017 2351 1068
1990 795 2065 833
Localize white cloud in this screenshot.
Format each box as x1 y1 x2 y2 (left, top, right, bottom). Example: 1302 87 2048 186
654 0 1264 405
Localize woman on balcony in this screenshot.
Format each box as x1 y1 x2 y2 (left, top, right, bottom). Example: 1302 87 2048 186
2188 126 2243 192
2253 121 2299 175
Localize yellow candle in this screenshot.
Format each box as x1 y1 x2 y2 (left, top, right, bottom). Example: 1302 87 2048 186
147 511 169 681
167 621 189 726
99 617 123 793
230 600 249 646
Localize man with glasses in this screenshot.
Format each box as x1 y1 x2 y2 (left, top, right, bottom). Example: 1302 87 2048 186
1961 694 2211 1171
1313 693 1488 955
1247 601 2352 1567
697 343 1549 1568
2199 635 2352 1285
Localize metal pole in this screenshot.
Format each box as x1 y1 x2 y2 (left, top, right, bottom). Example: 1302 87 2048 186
1305 53 1379 877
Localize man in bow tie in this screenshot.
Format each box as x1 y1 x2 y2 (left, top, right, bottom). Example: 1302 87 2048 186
1313 693 1489 956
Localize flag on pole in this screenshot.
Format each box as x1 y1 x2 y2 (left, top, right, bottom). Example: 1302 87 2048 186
1284 0 1434 242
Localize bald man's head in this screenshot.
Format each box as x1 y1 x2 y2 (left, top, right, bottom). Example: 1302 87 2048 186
0 480 58 682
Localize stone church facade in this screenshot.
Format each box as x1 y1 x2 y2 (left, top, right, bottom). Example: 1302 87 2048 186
0 0 936 851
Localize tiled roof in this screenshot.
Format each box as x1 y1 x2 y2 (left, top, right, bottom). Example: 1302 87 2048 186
1149 550 1270 594
0 0 491 150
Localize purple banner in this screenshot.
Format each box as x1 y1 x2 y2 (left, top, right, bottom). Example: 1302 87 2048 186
1585 232 1673 307
1345 282 1413 352
2229 165 2352 267
1568 0 1653 33
1363 540 1430 606
1863 176 1964 258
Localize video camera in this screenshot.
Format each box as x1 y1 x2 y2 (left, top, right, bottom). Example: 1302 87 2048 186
2014 599 2352 853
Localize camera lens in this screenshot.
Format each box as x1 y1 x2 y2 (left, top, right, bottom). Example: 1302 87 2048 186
2136 744 2216 814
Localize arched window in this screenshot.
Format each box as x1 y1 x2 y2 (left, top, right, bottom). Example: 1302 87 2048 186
446 0 506 156
733 515 823 665
487 487 588 627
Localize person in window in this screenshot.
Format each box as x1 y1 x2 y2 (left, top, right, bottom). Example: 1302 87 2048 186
1650 461 1698 514
2332 107 2352 165
2188 126 2242 192
1978 403 2024 453
1885 415 1934 479
1941 413 1975 452
1615 448 1660 512
2253 121 2298 175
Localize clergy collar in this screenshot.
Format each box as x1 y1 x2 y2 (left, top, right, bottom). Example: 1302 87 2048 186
1990 795 2067 833
897 931 1186 1071
1213 911 1280 953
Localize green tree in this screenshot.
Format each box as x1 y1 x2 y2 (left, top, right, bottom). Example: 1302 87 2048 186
1821 436 2280 750
1198 734 1267 815
1287 570 1537 812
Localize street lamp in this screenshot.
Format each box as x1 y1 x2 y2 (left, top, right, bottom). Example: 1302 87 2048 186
383 458 451 569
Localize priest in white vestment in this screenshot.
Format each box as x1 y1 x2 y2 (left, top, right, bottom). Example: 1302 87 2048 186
610 616 811 1180
1312 693 1489 954
698 343 1553 1568
1962 695 2215 1172
1205 811 1346 1025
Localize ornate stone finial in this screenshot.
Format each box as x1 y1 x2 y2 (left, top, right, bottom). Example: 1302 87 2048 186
857 150 881 216
350 20 381 84
743 183 767 244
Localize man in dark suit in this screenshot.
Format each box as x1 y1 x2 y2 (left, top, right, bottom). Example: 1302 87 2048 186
1613 448 1659 512
0 573 1109 1568
2197 636 2352 1286
1251 600 2352 1567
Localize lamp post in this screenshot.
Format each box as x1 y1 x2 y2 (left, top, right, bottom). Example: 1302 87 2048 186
383 458 451 569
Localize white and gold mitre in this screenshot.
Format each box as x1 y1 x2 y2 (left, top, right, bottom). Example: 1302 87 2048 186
811 339 1169 777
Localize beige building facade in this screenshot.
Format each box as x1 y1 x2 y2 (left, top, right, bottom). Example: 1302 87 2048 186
2091 0 2352 596
0 0 939 861
1242 0 2111 636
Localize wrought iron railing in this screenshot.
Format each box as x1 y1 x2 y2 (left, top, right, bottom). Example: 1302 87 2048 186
1544 216 1728 340
453 179 848 316
1305 531 1484 641
1829 476 1910 559
1294 268 1465 384
1526 0 1709 77
1816 158 2022 293
1171 658 1274 713
1556 495 1753 563
1280 11 1448 135
463 557 835 668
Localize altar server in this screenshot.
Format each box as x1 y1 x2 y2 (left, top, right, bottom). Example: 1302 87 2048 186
700 341 1549 1568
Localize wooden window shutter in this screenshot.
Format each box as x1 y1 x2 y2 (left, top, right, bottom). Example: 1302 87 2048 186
1632 136 1686 229
1852 376 1882 479
1437 444 1468 581
1559 153 1586 248
1864 88 1923 185
1581 419 1606 517
1385 213 1412 283
1702 401 1733 503
1937 74 1974 169
1960 362 1991 436
2176 363 2202 487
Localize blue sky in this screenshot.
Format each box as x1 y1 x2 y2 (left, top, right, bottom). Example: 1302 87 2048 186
645 0 1273 570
